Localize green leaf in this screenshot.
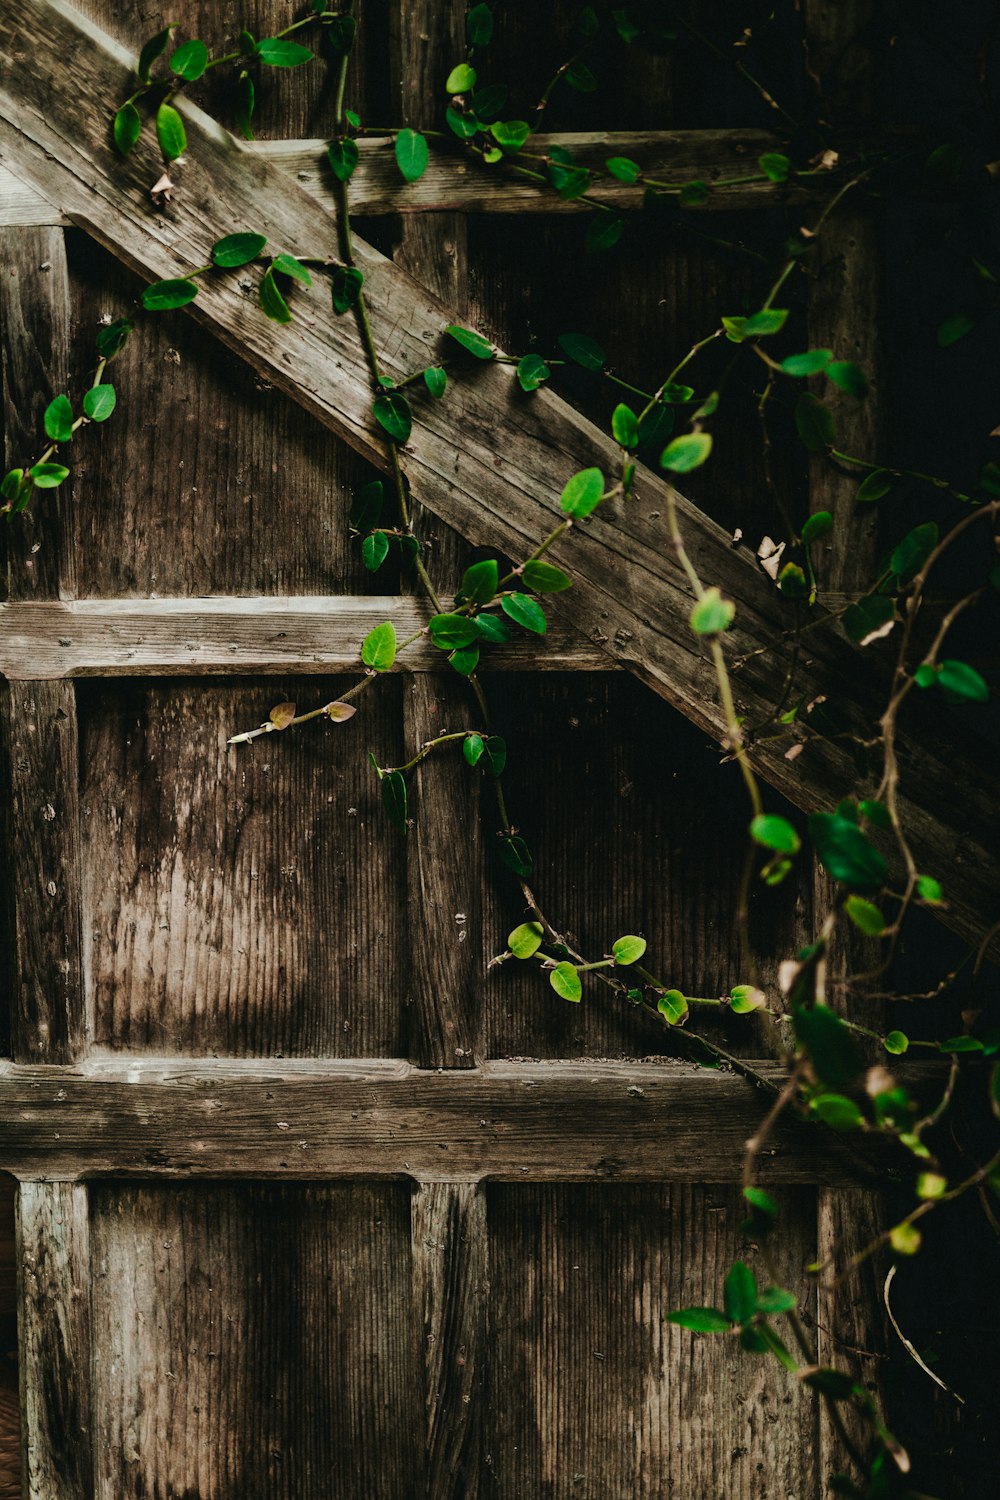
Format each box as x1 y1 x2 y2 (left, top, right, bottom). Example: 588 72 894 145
809 813 887 890
457 558 498 606
750 814 800 854
890 522 938 582
470 85 507 122
235 70 255 140
373 392 412 443
884 1031 909 1056
780 349 833 376
803 1368 858 1399
138 25 175 83
43 395 73 444
810 1093 864 1131
332 265 364 314
743 1186 778 1219
759 151 791 182
462 734 484 768
679 179 709 206
446 62 477 92
424 365 447 399
28 462 69 489
549 961 582 1002
258 267 291 324
660 432 713 473
936 659 989 701
142 278 199 312
778 562 808 598
742 308 789 338
585 214 625 254
257 38 314 66
499 833 532 877
516 353 549 392
565 58 597 92
156 101 187 161
490 119 532 152
272 253 312 286
450 643 480 676
936 312 974 347
0 469 25 503
82 384 116 422
940 1035 984 1053
501 593 546 634
856 469 892 503
560 467 605 518
724 1261 757 1325
522 560 571 594
802 511 833 546
95 318 133 360
467 3 494 46
658 989 688 1025
637 404 674 452
446 105 479 140
362 531 389 572
917 874 943 904
612 403 639 449
667 1307 730 1333
859 799 891 829
327 138 360 182
689 586 734 636
606 155 641 183
395 127 429 182
842 593 895 646
826 360 869 397
380 768 407 833
793 1004 862 1088
509 921 543 959
239 29 257 56
916 1172 947 1200
474 614 510 644
730 984 765 1014
211 232 267 268
170 38 208 80
601 933 644 971
756 1286 796 1315
483 735 506 776
445 323 495 360
361 620 396 671
324 14 357 57
843 895 885 936
794 393 836 451
350 480 383 532
548 160 591 200
429 613 481 650
113 102 142 156
557 332 605 371
889 1222 921 1256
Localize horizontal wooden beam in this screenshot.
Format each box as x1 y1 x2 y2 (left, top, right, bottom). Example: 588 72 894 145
0 1055 909 1185
0 597 611 679
1 0 997 958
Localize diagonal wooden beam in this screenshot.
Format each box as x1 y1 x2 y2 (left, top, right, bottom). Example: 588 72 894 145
0 0 996 954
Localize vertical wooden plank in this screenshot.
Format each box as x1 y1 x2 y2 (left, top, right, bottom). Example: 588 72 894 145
17 1183 91 1500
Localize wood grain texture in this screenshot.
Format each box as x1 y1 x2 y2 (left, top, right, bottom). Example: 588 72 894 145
411 1181 485 1499
1 0 995 953
0 1055 931 1186
485 1183 819 1499
77 675 406 1056
16 1182 91 1500
89 1181 420 1500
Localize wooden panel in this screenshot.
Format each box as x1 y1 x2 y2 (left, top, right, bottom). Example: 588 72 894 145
0 1056 924 1185
77 676 406 1056
485 1183 819 1499
89 1181 419 1500
0 597 610 679
17 1182 91 1500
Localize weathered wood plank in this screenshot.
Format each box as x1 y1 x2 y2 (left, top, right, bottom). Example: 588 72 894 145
411 1181 485 1498
0 596 612 678
0 0 996 958
16 1181 91 1500
0 1055 935 1185
0 164 63 227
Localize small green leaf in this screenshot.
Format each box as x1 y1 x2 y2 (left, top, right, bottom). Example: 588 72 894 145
458 558 499 606
445 323 495 360
362 531 389 572
463 734 485 769
585 214 625 253
730 984 765 1014
43 395 74 444
170 38 208 81
780 349 832 376
257 37 314 66
843 895 885 936
842 593 895 646
794 393 836 452
742 308 789 338
324 14 357 57
373 392 412 443
743 1186 778 1219
810 1093 864 1131
95 318 133 360
361 620 396 671
332 266 364 314
429 613 481 650
446 62 477 93
756 1286 796 1315
450 643 480 676
156 101 187 161
658 989 688 1025
550 961 582 1002
138 25 175 83
327 138 360 182
612 403 639 449
884 1031 909 1056
509 921 543 959
350 480 383 532
565 58 597 92
113 102 142 156
859 799 891 829
936 312 974 347
498 834 532 877
516 353 549 392
557 332 605 371
395 127 429 182
560 467 605 518
446 105 480 140
612 935 646 966
606 155 641 183
856 469 892 503
660 432 713 473
889 1222 921 1256
466 2 494 46
793 1004 862 1088
891 522 938 582
475 614 510 644
778 562 808 598
490 119 531 152
667 1307 730 1333
28 462 69 489
809 813 887 890
940 1035 984 1053
142 278 199 312
501 593 547 634
917 874 943 905
258 267 291 324
750 814 800 854
0 469 25 503
936 659 989 701
679 179 709 206
522 560 571 593
235 70 256 140
724 1261 757 1325
483 735 506 776
82 384 116 422
380 768 407 833
272 253 312 286
802 511 833 546
424 365 447 398
758 151 791 182
689 586 734 636
211 232 267 268
826 360 869 397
